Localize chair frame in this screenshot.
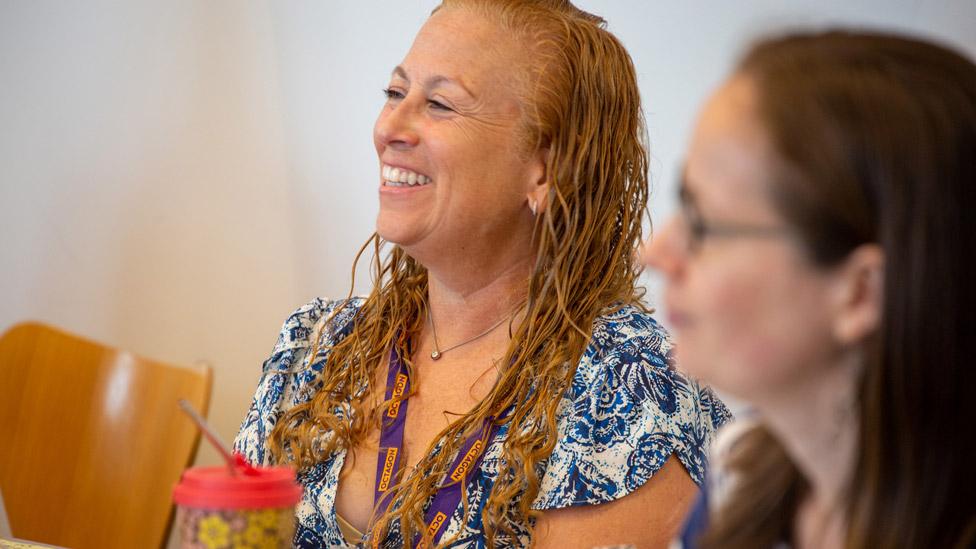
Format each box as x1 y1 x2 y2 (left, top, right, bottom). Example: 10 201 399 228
0 322 212 549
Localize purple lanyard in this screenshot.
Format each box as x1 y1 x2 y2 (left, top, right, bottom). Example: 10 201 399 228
373 345 498 547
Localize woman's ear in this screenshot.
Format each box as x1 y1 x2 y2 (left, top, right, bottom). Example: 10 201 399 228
526 147 550 216
830 244 885 345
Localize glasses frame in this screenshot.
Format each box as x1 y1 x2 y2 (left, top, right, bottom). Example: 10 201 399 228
677 183 791 254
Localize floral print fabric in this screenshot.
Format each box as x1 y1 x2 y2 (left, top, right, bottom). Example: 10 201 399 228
176 507 295 549
234 298 731 547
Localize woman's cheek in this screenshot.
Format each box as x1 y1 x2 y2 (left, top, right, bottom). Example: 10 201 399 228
695 268 774 391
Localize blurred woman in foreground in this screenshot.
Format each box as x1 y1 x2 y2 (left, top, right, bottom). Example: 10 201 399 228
644 30 976 548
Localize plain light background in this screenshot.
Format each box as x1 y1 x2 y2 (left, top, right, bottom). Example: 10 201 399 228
2 1 974 496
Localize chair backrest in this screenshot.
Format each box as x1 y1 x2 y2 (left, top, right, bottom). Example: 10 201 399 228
0 322 212 549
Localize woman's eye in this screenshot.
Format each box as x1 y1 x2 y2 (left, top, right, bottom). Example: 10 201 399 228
428 99 453 112
382 88 405 101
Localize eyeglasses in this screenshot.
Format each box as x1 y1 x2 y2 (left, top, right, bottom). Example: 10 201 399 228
678 183 791 254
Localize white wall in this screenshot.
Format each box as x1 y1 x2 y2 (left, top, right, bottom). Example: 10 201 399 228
2 0 974 477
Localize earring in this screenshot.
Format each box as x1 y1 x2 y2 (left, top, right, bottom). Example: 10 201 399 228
529 199 537 216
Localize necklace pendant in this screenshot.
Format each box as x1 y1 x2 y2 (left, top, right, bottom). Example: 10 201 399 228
430 350 442 360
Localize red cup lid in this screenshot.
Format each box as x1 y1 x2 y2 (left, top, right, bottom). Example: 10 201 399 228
173 464 303 509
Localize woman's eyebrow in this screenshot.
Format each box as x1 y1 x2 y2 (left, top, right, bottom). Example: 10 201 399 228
391 65 476 98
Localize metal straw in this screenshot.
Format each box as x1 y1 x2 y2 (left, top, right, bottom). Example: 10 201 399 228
178 398 238 476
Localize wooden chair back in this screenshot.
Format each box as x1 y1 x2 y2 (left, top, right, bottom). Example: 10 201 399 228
0 322 212 549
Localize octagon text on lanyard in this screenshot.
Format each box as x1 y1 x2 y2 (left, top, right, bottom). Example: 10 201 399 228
372 345 500 547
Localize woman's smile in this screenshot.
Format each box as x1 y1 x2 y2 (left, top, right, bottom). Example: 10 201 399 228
380 163 433 188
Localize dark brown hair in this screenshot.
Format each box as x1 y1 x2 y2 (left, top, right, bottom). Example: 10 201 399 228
268 1 649 546
701 30 976 548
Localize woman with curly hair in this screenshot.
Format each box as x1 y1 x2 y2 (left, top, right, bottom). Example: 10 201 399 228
236 1 729 547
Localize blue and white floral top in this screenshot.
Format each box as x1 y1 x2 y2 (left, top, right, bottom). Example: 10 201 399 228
234 298 731 548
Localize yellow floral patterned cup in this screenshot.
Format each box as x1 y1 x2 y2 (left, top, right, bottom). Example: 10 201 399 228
173 463 302 549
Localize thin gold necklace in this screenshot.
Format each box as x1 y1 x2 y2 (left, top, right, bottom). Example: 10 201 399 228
427 309 509 360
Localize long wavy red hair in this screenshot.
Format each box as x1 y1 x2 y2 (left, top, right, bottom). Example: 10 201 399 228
269 2 650 546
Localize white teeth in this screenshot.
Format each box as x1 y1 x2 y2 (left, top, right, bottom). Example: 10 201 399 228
381 164 432 187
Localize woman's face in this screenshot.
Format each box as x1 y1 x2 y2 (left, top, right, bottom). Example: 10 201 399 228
641 76 843 403
373 8 545 267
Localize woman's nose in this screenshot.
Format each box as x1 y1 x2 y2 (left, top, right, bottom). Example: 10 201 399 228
640 214 686 278
374 97 421 150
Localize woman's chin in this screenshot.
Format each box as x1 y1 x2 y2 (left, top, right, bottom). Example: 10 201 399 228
375 218 416 246
373 227 428 262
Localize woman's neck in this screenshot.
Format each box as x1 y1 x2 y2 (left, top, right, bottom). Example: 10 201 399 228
424 254 533 343
758 355 861 544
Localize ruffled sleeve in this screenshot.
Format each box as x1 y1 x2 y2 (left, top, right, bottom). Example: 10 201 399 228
233 297 363 466
532 305 732 510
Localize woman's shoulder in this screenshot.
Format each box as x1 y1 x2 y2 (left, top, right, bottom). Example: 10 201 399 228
233 296 365 465
589 302 672 358
261 297 365 371
570 303 679 397
584 304 729 425
258 295 367 393
531 302 732 510
272 297 365 349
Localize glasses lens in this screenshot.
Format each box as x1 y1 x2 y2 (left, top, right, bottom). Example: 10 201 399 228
680 200 705 253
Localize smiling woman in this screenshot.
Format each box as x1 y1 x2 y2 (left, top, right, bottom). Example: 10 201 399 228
372 9 544 270
234 1 729 547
